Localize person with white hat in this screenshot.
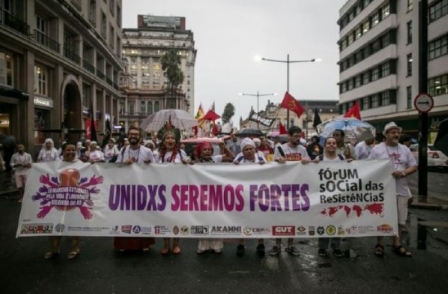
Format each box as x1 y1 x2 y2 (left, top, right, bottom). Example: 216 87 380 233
103 138 119 162
88 141 105 163
368 121 417 257
271 126 311 256
37 138 60 162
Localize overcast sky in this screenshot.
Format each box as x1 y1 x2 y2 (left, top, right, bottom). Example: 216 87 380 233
123 0 346 125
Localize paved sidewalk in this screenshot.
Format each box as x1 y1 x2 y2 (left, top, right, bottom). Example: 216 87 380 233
0 171 17 197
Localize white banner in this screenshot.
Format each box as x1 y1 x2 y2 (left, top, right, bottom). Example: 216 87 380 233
17 160 398 238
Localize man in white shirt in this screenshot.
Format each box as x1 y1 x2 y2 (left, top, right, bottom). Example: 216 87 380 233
355 137 375 160
368 122 417 257
116 126 154 164
10 144 33 202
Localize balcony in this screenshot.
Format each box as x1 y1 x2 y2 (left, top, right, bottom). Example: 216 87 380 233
96 69 105 80
64 47 81 64
83 59 95 73
34 30 60 53
2 12 29 36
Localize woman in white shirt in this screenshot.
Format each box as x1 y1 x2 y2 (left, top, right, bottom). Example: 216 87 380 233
37 138 60 162
103 138 119 162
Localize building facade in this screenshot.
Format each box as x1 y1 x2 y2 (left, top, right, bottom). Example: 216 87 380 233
240 99 339 137
119 15 197 131
0 0 124 155
337 0 448 140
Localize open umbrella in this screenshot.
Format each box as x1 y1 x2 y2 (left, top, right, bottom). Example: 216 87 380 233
140 109 198 132
434 118 448 155
235 128 264 138
318 117 375 143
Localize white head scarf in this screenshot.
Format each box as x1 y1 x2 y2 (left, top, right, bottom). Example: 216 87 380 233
240 138 255 151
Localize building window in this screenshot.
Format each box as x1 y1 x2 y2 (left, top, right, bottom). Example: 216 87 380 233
109 25 114 48
363 72 370 84
371 12 380 28
128 102 134 115
101 11 107 39
381 91 390 106
82 84 91 108
35 15 47 45
371 95 379 108
381 62 390 78
408 0 413 11
0 52 13 86
407 54 412 76
382 3 390 19
355 75 362 88
406 86 412 109
362 97 370 110
154 101 160 112
355 26 362 40
407 21 412 44
147 101 153 114
140 101 145 114
89 0 96 26
362 20 370 34
371 68 379 82
116 5 121 27
430 0 448 22
429 34 448 60
429 74 448 96
34 65 48 96
109 0 115 15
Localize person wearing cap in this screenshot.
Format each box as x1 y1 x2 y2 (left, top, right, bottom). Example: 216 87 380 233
88 141 105 163
104 138 119 162
368 122 417 257
232 138 266 257
37 138 60 162
272 126 310 256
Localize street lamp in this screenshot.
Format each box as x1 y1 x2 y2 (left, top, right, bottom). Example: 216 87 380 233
255 55 321 129
238 92 277 129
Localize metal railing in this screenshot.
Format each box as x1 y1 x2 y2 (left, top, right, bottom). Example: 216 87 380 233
64 47 81 64
2 12 29 36
34 30 60 52
83 59 95 73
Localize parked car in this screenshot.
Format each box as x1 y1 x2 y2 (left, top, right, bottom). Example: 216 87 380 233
181 136 231 161
409 144 448 169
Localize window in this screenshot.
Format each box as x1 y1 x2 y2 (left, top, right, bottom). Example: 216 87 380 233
116 5 121 27
371 12 380 27
355 75 362 88
154 101 160 112
362 97 370 110
34 65 48 96
89 0 96 26
430 0 448 22
429 34 448 60
407 54 412 76
381 62 390 78
406 86 412 109
429 74 448 96
362 20 370 34
363 72 370 84
371 94 379 108
371 68 379 82
109 0 115 15
0 52 13 86
109 25 114 48
408 0 413 11
35 15 47 45
147 101 153 114
128 102 134 115
407 21 412 44
381 91 390 106
82 84 91 108
382 3 390 19
382 33 391 47
140 101 145 113
101 11 107 39
348 79 354 90
355 26 362 40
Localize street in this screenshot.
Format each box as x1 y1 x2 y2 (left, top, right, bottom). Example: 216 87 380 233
408 169 448 201
1 184 448 293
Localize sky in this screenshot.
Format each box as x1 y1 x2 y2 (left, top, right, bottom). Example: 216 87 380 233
122 0 347 125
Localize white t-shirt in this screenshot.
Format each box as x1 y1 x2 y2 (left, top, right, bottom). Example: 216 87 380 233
274 143 309 161
157 149 187 163
11 152 33 175
89 150 105 162
355 141 372 160
103 145 119 162
37 148 60 162
116 146 155 164
234 153 265 164
368 142 417 197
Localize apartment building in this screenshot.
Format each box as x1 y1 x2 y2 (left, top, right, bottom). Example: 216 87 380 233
337 0 448 138
0 0 124 154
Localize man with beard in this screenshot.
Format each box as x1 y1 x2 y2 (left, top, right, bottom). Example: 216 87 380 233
369 122 417 257
271 126 310 256
114 126 155 252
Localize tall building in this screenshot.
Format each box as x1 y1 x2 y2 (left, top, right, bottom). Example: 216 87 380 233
119 15 197 130
337 0 448 138
0 0 124 154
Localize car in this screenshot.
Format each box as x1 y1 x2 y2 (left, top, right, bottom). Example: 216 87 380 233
409 144 448 169
181 136 231 161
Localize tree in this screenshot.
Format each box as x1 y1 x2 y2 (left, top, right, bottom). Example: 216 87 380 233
161 49 185 108
221 103 235 123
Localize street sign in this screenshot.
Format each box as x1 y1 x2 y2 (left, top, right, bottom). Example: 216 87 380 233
414 93 434 113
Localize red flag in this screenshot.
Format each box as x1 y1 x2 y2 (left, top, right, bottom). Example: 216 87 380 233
281 92 304 117
344 101 361 119
279 122 287 134
212 122 219 136
201 109 221 121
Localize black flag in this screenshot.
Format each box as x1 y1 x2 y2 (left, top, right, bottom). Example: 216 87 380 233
313 108 322 129
90 102 97 142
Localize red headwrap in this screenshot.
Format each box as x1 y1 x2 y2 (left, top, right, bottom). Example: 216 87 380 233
195 142 214 158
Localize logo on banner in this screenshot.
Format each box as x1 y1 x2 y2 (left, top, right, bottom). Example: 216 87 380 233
191 226 209 235
55 223 65 233
272 226 295 236
133 225 141 234
20 223 53 235
31 169 103 220
317 226 325 235
308 226 315 236
173 226 180 235
180 226 189 235
121 225 132 234
337 226 345 236
154 225 171 235
377 224 393 233
243 227 270 236
326 225 336 235
210 226 242 236
296 226 306 235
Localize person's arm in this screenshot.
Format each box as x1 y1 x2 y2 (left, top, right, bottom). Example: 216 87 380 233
219 142 234 161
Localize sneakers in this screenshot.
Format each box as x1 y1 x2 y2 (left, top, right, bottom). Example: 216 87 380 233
236 245 245 257
269 245 280 256
256 244 265 257
285 245 300 256
318 248 329 257
333 248 344 258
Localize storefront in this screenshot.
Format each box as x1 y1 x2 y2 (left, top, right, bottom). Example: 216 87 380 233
33 96 53 146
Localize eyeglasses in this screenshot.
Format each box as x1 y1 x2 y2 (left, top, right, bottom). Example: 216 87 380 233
128 133 140 137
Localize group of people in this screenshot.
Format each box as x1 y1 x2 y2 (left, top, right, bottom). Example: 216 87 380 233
8 120 417 260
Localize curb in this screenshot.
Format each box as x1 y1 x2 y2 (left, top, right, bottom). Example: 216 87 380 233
410 203 448 210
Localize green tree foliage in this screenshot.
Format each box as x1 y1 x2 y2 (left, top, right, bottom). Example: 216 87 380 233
221 103 235 123
161 49 184 108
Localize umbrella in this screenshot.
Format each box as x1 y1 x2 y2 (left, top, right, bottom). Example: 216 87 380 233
318 118 375 143
235 128 264 137
140 109 198 132
434 118 448 155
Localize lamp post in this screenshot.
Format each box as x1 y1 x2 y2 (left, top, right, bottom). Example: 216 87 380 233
238 92 277 129
255 55 321 129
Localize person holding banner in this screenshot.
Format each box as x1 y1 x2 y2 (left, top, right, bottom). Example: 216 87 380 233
272 126 310 256
314 137 351 258
368 122 417 257
158 130 188 255
233 138 266 257
114 126 155 252
193 140 235 254
43 142 81 259
10 144 33 203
